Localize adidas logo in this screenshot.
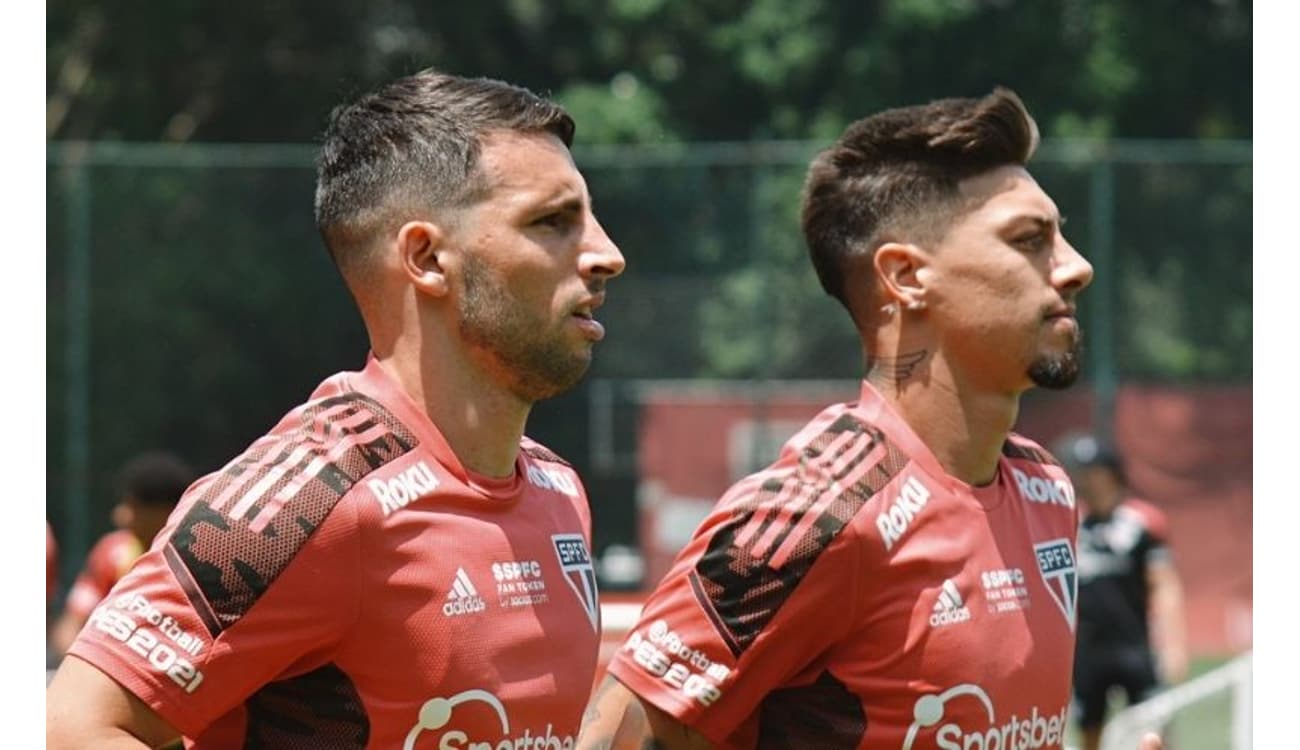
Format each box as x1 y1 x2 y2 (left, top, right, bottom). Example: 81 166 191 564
443 567 487 617
929 578 972 627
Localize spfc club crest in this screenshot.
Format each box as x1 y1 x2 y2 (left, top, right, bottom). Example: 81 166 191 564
1033 538 1077 630
552 533 599 631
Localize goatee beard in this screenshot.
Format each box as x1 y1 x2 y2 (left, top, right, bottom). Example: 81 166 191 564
1028 335 1084 390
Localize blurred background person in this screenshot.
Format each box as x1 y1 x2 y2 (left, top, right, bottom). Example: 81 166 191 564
46 521 58 607
49 451 196 656
1060 434 1188 750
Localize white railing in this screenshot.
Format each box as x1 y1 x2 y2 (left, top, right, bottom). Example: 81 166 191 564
1101 652 1252 750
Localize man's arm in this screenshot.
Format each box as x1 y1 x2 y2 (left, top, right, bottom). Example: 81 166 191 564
577 674 714 750
1146 558 1188 684
46 654 182 750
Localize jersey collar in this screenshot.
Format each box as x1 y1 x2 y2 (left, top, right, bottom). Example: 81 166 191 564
854 379 1007 509
347 353 528 500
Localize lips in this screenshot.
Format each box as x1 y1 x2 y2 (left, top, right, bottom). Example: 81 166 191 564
572 292 606 320
570 292 607 341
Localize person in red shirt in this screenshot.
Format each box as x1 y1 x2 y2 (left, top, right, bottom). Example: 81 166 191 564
46 521 58 607
46 68 625 749
578 89 1161 750
50 451 197 656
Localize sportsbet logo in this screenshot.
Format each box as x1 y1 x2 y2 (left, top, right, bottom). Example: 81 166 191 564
902 683 1067 750
403 689 575 750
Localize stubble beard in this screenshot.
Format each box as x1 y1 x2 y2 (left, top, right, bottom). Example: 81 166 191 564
458 257 592 403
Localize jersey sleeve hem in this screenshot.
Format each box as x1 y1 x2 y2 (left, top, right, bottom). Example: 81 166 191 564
64 642 210 739
606 656 731 746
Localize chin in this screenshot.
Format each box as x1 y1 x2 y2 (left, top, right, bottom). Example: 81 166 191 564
512 357 592 402
1027 353 1082 390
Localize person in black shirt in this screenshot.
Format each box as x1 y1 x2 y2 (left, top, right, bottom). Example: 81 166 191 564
1060 434 1188 750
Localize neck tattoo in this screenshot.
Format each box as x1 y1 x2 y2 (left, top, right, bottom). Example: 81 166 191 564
866 349 929 386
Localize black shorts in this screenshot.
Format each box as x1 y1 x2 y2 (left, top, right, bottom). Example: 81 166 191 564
1072 642 1160 728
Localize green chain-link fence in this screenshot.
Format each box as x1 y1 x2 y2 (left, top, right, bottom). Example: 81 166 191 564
46 139 1251 584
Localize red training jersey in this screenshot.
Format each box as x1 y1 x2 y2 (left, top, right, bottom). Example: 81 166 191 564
607 381 1079 749
68 355 601 749
64 529 144 619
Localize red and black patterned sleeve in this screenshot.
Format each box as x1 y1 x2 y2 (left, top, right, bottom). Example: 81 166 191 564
607 413 904 745
67 392 419 739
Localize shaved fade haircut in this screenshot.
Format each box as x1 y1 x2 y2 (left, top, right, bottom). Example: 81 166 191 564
800 87 1039 317
314 68 575 281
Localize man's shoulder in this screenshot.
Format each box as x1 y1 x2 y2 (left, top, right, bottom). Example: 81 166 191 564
1001 432 1079 515
259 374 421 455
748 398 883 467
519 436 572 468
155 382 426 627
150 392 415 634
663 404 910 656
718 403 912 512
1000 432 1062 467
237 386 421 501
518 436 587 506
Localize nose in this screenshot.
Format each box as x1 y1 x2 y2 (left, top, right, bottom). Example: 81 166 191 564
1052 235 1093 296
579 213 626 280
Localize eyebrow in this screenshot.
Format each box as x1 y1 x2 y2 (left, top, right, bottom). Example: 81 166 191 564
524 178 583 204
504 186 583 218
1008 214 1065 232
543 196 585 212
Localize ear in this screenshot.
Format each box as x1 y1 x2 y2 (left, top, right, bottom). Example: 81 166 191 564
397 220 451 297
873 241 929 310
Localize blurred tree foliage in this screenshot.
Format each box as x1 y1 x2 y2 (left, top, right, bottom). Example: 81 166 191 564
48 0 1250 143
46 0 1250 553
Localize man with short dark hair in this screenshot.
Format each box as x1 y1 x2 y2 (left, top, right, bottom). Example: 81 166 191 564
1059 434 1187 750
578 89 1159 749
50 451 197 656
47 68 625 749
